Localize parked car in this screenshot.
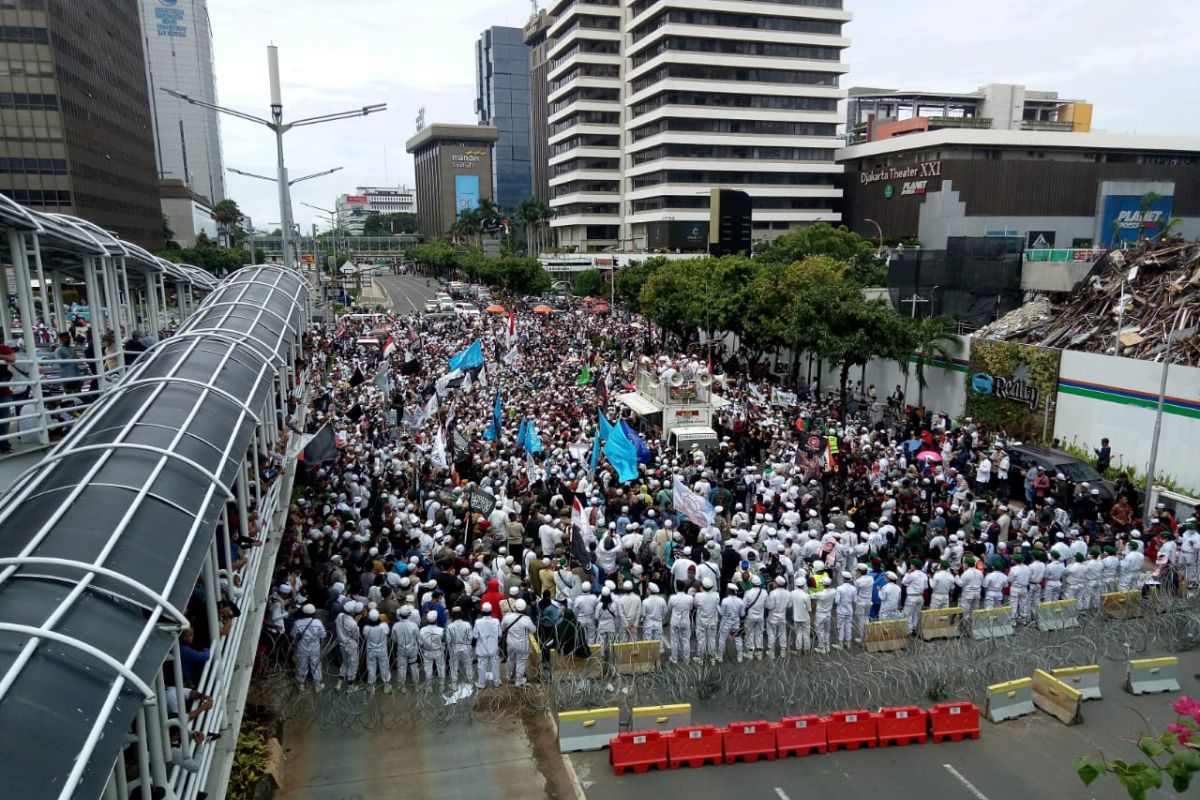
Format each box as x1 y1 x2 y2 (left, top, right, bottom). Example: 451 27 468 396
454 302 481 318
1006 444 1116 500
423 300 439 313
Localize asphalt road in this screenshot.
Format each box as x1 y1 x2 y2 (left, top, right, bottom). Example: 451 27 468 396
572 651 1200 800
376 273 441 315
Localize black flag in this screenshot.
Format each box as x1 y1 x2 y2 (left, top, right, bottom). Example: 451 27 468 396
349 367 366 387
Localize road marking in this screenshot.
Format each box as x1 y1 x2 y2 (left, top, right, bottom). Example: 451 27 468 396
943 764 990 800
773 788 792 800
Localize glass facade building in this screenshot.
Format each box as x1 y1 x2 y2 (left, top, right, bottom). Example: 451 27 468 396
475 26 532 212
137 0 225 206
0 0 163 249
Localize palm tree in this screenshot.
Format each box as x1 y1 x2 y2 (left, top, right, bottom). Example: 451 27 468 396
213 198 244 247
453 208 481 246
911 315 962 408
514 198 540 255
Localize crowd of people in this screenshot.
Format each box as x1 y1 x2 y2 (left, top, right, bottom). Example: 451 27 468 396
265 282 1199 693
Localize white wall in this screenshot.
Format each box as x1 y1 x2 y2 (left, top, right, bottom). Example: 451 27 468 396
1054 350 1200 492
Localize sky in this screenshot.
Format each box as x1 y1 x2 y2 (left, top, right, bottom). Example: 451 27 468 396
208 0 1200 232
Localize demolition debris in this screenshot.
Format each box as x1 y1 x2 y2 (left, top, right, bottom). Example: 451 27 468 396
977 240 1200 365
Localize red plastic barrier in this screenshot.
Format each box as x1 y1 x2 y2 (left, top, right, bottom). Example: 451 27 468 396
668 725 724 769
928 702 981 743
875 706 928 747
825 709 877 752
777 715 827 757
610 730 670 776
723 720 778 764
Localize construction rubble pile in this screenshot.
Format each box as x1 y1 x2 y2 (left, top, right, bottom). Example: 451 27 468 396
976 240 1200 365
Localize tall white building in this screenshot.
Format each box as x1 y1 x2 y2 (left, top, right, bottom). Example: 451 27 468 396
335 186 418 234
138 0 225 206
546 0 850 252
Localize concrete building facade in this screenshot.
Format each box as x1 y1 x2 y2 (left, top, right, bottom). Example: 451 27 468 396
476 26 533 212
335 186 417 235
546 0 850 253
846 84 1094 145
405 123 499 240
0 0 163 248
137 0 225 207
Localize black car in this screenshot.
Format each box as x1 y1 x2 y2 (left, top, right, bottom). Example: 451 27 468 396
1006 444 1116 501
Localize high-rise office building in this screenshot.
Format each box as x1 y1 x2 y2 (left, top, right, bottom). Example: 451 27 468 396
546 0 850 253
523 10 554 204
405 123 499 241
138 0 225 206
475 26 533 212
0 0 163 249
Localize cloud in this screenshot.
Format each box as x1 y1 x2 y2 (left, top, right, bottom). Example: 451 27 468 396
210 0 1200 229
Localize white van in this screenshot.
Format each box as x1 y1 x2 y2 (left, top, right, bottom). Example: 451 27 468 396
667 425 719 453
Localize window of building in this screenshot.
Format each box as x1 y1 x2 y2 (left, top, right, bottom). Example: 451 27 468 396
0 92 58 110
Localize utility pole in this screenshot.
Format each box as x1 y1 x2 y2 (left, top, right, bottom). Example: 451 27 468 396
1143 307 1188 520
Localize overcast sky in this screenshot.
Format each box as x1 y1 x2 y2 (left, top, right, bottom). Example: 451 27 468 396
209 0 1200 231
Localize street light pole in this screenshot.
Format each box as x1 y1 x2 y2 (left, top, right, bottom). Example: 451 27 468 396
863 217 884 253
1142 307 1188 520
163 46 384 271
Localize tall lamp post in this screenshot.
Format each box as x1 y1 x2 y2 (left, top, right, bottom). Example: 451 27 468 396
1142 307 1191 520
863 217 884 254
163 45 384 269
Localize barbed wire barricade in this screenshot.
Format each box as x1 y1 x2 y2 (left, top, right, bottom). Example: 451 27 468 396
253 595 1200 730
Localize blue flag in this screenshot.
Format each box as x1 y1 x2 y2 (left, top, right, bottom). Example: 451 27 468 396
603 422 640 483
619 419 652 465
448 339 484 371
597 410 614 442
525 419 543 455
589 432 601 474
515 418 528 451
484 388 503 441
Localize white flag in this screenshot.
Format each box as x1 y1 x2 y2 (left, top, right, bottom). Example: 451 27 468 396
571 495 593 540
431 428 448 468
672 477 716 527
478 361 489 387
503 344 519 365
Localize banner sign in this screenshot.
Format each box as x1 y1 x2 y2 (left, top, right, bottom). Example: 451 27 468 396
965 340 1061 442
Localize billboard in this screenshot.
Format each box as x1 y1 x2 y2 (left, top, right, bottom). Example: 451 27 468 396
965 340 1061 442
455 175 480 213
345 195 368 204
1100 193 1173 247
646 220 709 252
154 0 188 38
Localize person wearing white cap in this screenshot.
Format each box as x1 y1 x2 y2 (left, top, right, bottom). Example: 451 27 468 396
641 583 667 650
742 575 767 659
876 572 900 619
291 603 326 690
812 576 835 654
334 600 362 691
789 571 812 654
418 610 447 689
694 578 721 662
472 603 502 689
363 608 392 692
901 562 928 634
764 576 789 658
618 580 642 642
834 572 855 649
718 583 745 662
445 607 474 687
392 606 421 690
572 582 599 646
665 585 694 663
593 587 624 658
929 560 955 611
1118 541 1144 592
852 564 874 643
502 600 537 686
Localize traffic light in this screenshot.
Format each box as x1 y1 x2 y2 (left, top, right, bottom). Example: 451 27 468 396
708 188 752 257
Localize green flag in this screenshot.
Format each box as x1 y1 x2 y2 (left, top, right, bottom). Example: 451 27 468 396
576 363 591 387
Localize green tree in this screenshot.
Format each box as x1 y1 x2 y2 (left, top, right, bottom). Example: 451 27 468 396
362 212 417 236
573 269 605 297
213 198 245 246
638 255 760 344
756 221 879 269
909 315 962 407
162 214 177 247
781 255 914 410
409 239 457 276
614 256 666 312
515 197 554 254
452 208 481 245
